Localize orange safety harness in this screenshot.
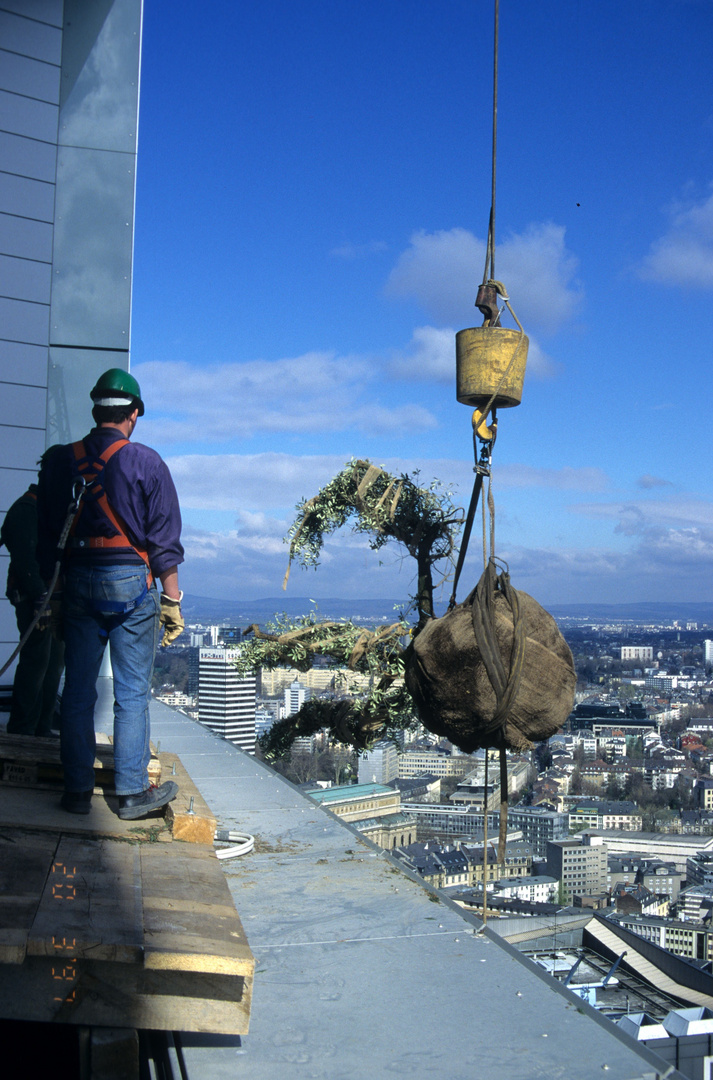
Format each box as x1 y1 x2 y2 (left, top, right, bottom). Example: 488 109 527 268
70 439 153 611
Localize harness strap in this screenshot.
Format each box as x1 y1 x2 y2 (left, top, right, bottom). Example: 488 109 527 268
70 440 154 609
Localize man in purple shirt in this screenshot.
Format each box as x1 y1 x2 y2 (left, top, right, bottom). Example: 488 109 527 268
38 369 185 819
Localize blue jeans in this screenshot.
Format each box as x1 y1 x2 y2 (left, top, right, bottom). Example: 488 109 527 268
61 564 160 795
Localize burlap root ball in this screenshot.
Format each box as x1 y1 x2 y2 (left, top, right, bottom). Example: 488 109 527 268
404 586 576 753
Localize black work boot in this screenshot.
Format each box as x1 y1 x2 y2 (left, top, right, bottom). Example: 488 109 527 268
118 781 179 820
61 790 93 814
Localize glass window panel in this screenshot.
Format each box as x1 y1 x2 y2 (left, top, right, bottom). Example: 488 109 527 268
60 0 142 154
47 347 129 444
50 146 134 348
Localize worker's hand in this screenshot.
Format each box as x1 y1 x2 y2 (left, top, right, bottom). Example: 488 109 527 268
159 591 184 646
34 592 51 631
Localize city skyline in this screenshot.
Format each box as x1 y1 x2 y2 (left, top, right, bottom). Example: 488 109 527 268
129 1 713 607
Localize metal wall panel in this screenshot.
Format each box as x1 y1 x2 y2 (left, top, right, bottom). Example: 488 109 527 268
0 11 62 64
0 48 61 102
0 297 49 345
0 212 54 262
0 131 57 182
0 424 45 470
0 1 63 26
0 173 54 222
0 254 52 305
0 466 37 515
0 88 59 142
0 595 18 659
0 342 49 388
0 383 47 429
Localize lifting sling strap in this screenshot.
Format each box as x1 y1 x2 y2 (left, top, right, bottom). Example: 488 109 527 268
70 439 153 615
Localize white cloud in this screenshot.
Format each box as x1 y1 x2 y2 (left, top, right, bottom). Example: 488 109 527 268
385 224 582 334
638 474 674 489
134 354 437 444
167 452 613 516
572 494 713 533
639 189 713 287
497 465 609 492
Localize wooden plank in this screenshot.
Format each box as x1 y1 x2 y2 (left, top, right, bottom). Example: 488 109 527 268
161 752 217 844
0 732 161 786
27 837 143 963
0 785 172 842
140 843 254 976
0 830 58 963
0 957 252 1034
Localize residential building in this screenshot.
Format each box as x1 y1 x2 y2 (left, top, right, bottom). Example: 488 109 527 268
568 800 642 833
491 875 557 904
198 647 256 752
621 647 653 662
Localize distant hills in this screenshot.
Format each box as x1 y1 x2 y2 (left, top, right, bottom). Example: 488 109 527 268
181 594 713 627
181 595 405 625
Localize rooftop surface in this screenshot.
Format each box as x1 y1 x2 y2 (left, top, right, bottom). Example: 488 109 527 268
132 701 673 1079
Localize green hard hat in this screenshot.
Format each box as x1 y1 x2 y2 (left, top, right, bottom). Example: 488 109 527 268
90 368 145 416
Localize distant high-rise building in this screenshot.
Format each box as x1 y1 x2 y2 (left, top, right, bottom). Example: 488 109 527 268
187 647 200 696
284 679 309 717
218 627 243 646
198 647 256 752
705 640 713 665
359 740 399 784
190 632 204 648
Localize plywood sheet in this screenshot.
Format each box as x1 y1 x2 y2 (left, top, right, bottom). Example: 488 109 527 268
0 830 58 963
27 836 143 963
141 843 254 975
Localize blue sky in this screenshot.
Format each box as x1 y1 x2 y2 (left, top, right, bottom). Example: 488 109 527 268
129 0 713 608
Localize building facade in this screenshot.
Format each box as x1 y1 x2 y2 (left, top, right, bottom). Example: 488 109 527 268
547 839 609 900
198 647 256 752
359 740 399 784
0 0 142 663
